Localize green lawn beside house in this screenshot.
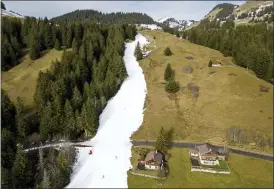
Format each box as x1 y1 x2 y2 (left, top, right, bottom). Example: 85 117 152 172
128 147 273 188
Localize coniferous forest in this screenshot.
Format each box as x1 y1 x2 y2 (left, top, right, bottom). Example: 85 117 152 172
1 14 137 188
183 19 273 83
51 9 155 24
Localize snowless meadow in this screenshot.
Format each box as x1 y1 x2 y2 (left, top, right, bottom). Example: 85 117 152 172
66 33 149 188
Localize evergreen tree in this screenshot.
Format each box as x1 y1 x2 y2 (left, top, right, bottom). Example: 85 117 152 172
63 99 75 137
30 43 40 60
164 63 173 81
40 102 54 140
1 2 6 10
82 97 98 136
164 47 172 56
66 25 73 48
54 39 61 50
208 60 213 67
79 44 86 60
45 23 53 49
155 127 169 152
12 145 31 189
72 86 83 111
134 42 143 60
72 38 78 54
29 31 40 60
165 80 180 93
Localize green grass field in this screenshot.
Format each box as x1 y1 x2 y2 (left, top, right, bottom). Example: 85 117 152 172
132 31 273 154
128 147 273 188
1 49 64 111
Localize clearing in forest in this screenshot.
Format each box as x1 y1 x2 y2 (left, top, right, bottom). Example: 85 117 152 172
2 49 64 111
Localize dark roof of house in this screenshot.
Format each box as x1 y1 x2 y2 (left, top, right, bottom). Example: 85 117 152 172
189 148 198 153
196 143 227 155
145 151 163 163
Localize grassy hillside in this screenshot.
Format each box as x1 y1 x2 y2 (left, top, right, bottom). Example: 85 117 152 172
132 31 273 154
128 147 273 188
1 49 64 111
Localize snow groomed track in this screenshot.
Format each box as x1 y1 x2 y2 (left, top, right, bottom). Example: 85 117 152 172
66 33 149 188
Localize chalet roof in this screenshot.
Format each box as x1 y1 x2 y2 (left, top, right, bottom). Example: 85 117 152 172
145 151 163 163
189 148 198 153
200 153 217 157
196 143 227 155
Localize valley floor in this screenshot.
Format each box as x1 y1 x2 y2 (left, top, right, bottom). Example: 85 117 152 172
66 33 148 188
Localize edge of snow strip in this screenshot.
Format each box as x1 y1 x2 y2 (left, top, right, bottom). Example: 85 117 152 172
66 33 149 188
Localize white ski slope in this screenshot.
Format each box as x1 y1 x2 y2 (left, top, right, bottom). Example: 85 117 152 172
66 33 149 188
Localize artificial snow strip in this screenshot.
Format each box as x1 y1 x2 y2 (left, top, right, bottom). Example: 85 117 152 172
66 33 148 188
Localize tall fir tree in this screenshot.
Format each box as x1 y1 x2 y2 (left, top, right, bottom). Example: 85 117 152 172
164 63 173 81
134 42 143 60
11 145 31 189
72 86 83 111
54 39 61 50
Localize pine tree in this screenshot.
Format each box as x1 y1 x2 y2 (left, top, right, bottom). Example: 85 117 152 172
155 127 169 152
40 102 54 140
66 25 73 48
134 42 143 60
79 44 86 60
44 23 53 49
30 43 40 60
87 42 94 69
54 39 61 50
63 99 75 137
12 145 31 188
208 60 213 67
1 2 6 10
164 63 173 81
72 38 78 54
164 47 172 56
83 82 90 101
83 97 98 136
72 86 83 110
165 80 180 93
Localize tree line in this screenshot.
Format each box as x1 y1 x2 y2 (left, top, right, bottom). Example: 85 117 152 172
51 9 155 25
1 14 138 71
2 90 77 189
183 19 273 83
34 22 136 140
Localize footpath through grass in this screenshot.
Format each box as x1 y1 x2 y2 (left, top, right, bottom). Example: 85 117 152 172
2 49 64 111
128 147 273 188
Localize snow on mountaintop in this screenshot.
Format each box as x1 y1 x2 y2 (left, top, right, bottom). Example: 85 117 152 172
139 24 162 30
157 16 171 23
1 9 25 18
